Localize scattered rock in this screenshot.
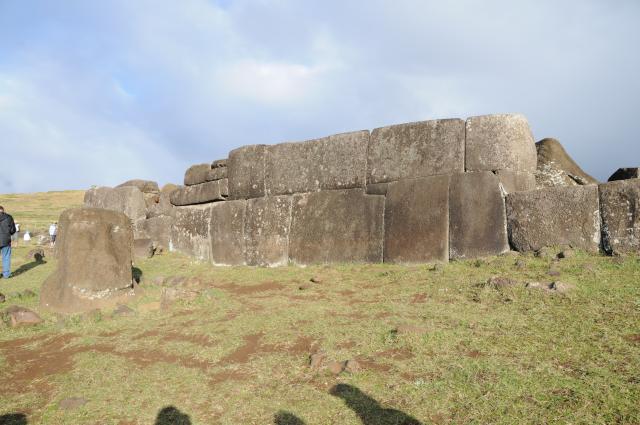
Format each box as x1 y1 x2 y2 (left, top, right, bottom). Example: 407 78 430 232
26 248 45 262
558 249 575 259
344 359 361 373
514 260 526 270
526 281 574 293
310 276 323 284
112 304 135 317
298 284 310 291
486 276 519 289
309 352 326 369
327 361 347 375
3 306 43 327
430 263 445 272
535 247 558 259
59 397 88 410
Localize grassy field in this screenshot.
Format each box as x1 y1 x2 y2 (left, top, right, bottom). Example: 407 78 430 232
0 192 639 424
0 190 85 234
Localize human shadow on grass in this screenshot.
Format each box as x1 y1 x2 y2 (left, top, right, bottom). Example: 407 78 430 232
0 413 27 425
330 384 422 425
274 411 306 424
154 406 191 425
10 260 46 278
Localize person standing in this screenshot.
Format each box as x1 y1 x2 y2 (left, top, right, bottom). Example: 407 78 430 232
0 206 17 279
49 222 58 247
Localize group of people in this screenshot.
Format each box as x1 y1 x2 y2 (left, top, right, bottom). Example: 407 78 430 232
0 205 57 280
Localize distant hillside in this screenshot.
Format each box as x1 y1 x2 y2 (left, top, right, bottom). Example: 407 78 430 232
0 190 85 233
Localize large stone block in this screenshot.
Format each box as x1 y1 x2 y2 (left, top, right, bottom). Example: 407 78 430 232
493 170 536 194
367 119 464 185
40 208 133 313
506 186 601 252
84 186 147 223
599 179 640 254
228 144 267 199
449 172 509 259
212 158 227 168
608 168 640 182
170 205 212 260
289 189 384 264
384 176 450 263
206 167 227 181
245 196 292 266
170 180 227 206
116 179 159 193
184 163 211 186
535 138 598 188
465 114 537 173
143 216 173 249
210 201 247 266
265 130 368 196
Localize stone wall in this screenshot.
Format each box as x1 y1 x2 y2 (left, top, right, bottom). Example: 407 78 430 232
84 113 640 265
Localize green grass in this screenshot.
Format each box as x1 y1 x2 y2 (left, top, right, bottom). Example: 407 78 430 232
0 191 639 424
0 190 85 234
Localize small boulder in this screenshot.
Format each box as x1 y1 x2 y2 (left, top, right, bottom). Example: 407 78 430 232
4 306 43 327
557 249 575 259
26 248 45 262
310 276 323 284
309 352 326 369
344 359 361 373
486 276 519 289
327 361 347 375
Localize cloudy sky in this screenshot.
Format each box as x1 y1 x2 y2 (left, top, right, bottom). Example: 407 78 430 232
1 0 638 193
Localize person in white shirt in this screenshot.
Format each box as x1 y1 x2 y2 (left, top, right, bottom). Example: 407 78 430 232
49 222 58 247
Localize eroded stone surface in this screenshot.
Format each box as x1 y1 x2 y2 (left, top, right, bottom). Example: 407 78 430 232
493 170 536 194
84 186 146 224
608 168 640 182
40 208 134 313
210 201 246 266
170 205 213 261
116 179 159 193
535 138 598 188
506 185 601 252
245 196 292 266
449 172 509 259
384 176 450 263
170 180 227 206
289 189 384 264
184 163 211 186
368 119 465 184
143 216 173 250
465 114 537 173
228 144 267 199
599 179 640 254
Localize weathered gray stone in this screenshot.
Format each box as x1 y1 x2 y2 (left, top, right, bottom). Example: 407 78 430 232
506 186 601 252
170 205 213 260
608 168 640 182
367 119 465 184
228 144 267 199
493 170 536 194
365 183 389 196
116 179 159 193
535 138 598 187
219 178 229 197
265 131 368 196
170 180 227 206
147 189 175 218
449 172 509 259
245 196 292 266
384 176 450 263
84 186 147 224
184 163 211 186
212 158 227 168
143 216 173 249
289 189 384 264
40 208 134 313
206 167 227 181
465 114 537 173
599 179 640 254
133 238 154 259
210 201 246 266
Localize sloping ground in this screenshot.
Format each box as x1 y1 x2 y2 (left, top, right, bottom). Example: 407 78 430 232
0 190 85 233
1 246 639 424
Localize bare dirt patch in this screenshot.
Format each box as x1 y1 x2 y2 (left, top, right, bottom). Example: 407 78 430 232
217 281 284 295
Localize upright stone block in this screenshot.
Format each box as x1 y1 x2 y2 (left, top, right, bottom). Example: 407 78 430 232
84 186 147 224
184 163 211 186
210 201 247 266
170 205 212 261
170 180 227 206
599 179 640 254
449 172 509 259
367 119 465 184
465 114 537 173
384 176 450 263
228 144 267 199
289 189 384 264
245 196 292 266
506 186 601 252
265 130 368 196
143 216 173 249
